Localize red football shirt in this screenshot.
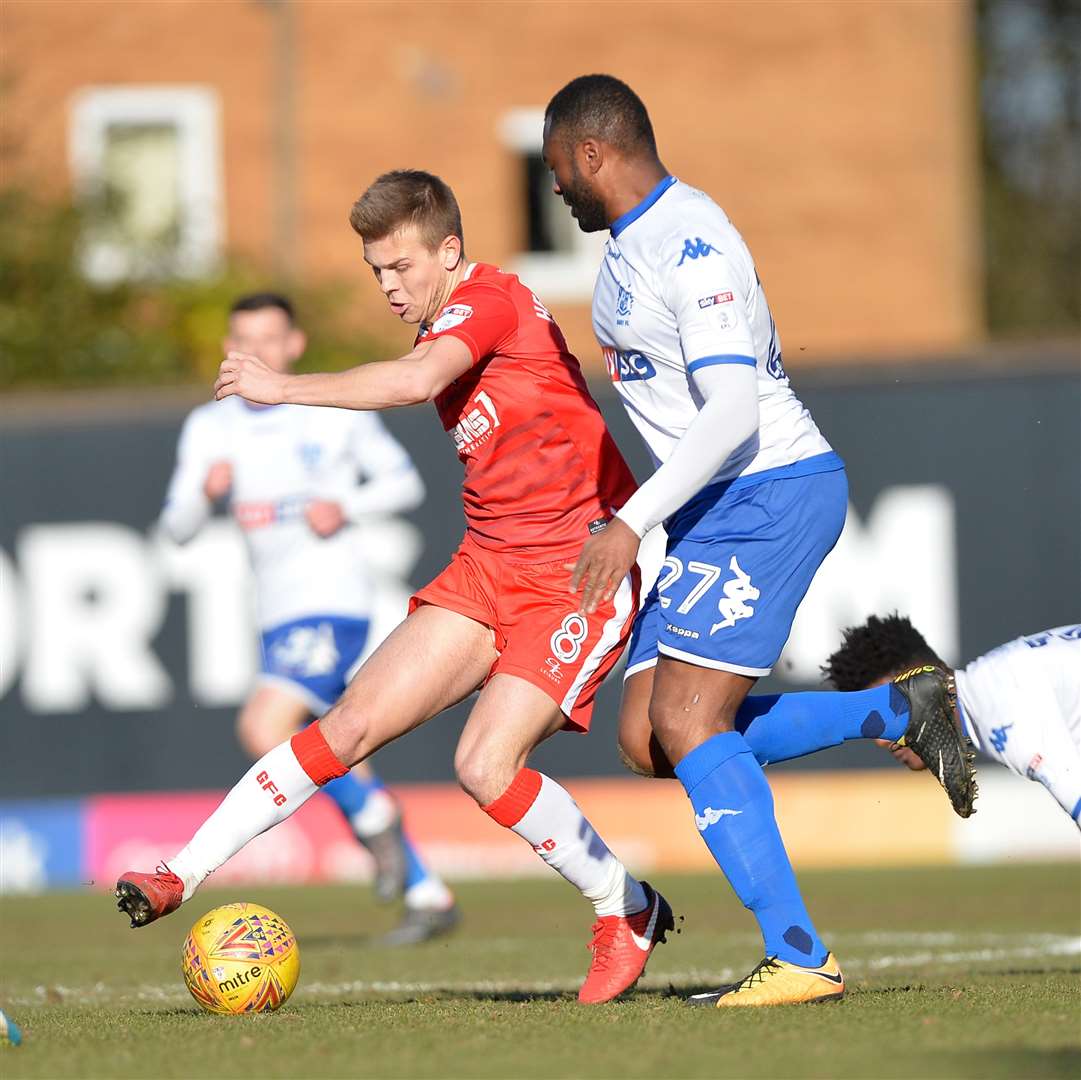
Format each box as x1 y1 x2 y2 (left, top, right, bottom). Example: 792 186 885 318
417 262 636 557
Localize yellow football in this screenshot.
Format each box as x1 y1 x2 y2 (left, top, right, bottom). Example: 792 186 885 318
180 902 300 1015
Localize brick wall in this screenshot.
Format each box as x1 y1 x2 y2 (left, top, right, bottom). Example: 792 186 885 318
3 0 981 367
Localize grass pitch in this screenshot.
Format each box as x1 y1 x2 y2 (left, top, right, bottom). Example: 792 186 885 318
2 863 1079 1079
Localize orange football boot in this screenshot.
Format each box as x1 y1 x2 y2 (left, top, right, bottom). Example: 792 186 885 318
578 882 674 1004
115 866 184 928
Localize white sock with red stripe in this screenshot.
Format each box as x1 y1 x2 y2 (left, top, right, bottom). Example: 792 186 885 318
483 768 647 917
167 724 349 900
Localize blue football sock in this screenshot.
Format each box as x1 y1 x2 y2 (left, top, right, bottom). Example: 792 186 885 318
734 684 909 766
402 833 431 891
322 769 383 820
321 771 434 891
675 731 827 967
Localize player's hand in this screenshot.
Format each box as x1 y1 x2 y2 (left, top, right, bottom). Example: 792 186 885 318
566 517 640 615
203 461 233 501
305 500 346 537
875 738 927 771
214 351 287 405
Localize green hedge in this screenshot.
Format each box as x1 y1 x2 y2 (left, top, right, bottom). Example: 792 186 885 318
0 188 389 390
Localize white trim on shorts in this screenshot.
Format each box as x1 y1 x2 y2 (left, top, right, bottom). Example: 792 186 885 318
560 574 636 714
656 643 772 678
623 656 659 681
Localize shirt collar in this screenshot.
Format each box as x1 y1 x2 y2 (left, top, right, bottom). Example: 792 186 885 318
610 175 678 238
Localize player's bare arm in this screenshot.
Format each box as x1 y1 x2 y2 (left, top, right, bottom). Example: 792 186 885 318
304 499 347 537
202 460 232 501
214 335 474 410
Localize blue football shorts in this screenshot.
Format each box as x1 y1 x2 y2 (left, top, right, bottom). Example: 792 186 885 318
258 614 370 715
625 457 847 679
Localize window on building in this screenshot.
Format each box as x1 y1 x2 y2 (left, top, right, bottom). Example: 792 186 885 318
68 87 223 282
499 108 605 301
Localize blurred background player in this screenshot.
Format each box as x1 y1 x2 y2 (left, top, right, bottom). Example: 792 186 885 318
822 616 1081 829
0 1007 23 1047
159 291 459 944
544 75 973 1008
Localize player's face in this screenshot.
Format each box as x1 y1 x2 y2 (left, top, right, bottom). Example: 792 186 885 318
224 308 305 373
542 122 610 234
364 228 460 325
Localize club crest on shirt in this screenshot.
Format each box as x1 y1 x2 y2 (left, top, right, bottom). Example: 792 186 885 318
432 304 473 333
297 442 322 470
616 285 634 323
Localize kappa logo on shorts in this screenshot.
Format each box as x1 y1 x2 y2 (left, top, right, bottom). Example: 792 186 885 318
269 623 340 676
710 556 760 635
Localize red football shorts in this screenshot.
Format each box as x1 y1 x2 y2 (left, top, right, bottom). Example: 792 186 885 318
409 535 640 732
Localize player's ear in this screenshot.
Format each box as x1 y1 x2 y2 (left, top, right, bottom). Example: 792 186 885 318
287 328 307 360
440 234 462 271
580 137 604 176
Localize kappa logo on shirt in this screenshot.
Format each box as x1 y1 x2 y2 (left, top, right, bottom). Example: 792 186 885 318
676 237 718 266
989 724 1013 754
431 304 473 333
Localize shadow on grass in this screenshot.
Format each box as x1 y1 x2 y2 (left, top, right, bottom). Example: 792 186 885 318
986 966 1081 978
282 986 687 1008
929 1047 1081 1080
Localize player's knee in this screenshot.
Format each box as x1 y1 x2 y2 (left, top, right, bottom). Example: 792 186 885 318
618 700 678 779
646 698 682 749
616 736 676 780
648 695 735 763
617 740 657 778
454 745 511 808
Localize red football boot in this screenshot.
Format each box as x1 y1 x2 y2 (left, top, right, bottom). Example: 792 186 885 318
578 882 674 1004
115 866 184 928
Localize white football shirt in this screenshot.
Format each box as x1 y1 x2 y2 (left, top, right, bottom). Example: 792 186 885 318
160 398 424 629
592 176 835 485
955 625 1081 824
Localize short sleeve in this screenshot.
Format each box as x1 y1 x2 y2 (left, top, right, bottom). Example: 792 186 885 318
658 233 757 375
422 283 519 365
